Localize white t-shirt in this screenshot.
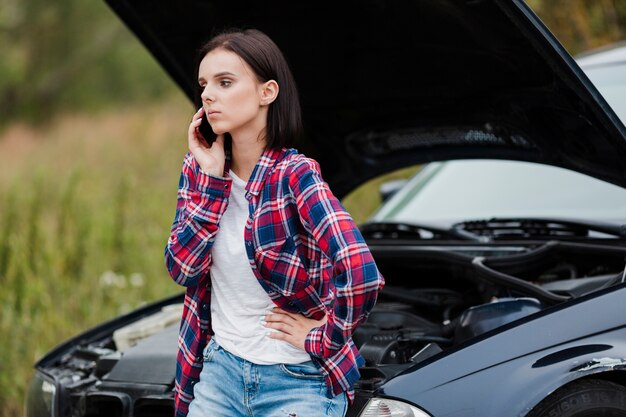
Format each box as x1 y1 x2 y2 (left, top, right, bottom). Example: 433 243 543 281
209 169 311 365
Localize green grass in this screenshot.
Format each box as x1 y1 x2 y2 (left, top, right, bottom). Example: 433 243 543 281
0 96 191 416
0 96 418 416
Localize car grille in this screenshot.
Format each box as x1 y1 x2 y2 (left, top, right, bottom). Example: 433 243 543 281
80 393 173 417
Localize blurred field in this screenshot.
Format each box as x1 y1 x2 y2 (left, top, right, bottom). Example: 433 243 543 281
0 94 414 416
0 96 192 416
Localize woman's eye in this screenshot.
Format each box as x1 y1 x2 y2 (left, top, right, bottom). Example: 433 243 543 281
220 80 232 87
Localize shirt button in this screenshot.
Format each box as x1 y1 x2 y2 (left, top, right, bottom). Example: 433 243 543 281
223 183 228 188
246 241 252 246
196 356 202 362
202 304 209 311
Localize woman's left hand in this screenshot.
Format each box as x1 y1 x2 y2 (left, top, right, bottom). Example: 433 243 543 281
264 307 327 351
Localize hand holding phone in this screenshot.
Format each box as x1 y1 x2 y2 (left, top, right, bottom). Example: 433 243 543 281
188 107 225 176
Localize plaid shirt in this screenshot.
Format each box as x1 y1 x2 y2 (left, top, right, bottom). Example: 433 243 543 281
165 147 384 417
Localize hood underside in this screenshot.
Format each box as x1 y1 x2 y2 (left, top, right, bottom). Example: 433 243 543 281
105 0 626 197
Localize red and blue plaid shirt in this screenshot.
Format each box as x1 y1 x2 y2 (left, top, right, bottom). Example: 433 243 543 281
165 147 384 417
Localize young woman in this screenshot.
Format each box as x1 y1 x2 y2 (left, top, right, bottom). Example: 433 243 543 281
165 29 384 417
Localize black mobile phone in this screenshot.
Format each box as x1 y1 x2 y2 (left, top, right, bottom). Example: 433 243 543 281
198 112 217 145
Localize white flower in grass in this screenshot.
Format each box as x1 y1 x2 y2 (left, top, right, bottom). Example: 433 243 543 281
129 273 144 287
99 270 127 288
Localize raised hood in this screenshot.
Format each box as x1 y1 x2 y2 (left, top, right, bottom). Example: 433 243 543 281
105 0 626 197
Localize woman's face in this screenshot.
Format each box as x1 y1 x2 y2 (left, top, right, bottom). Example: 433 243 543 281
198 48 268 138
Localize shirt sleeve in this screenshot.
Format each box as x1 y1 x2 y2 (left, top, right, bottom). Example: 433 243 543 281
164 152 232 287
287 156 385 358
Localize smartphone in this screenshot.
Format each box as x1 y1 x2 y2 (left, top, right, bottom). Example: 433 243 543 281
198 112 217 145
197 112 232 152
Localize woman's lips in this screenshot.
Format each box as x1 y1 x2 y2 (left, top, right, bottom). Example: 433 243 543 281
206 110 220 118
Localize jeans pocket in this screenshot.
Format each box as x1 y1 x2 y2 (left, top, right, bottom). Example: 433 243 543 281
279 361 325 380
202 338 217 362
325 391 348 417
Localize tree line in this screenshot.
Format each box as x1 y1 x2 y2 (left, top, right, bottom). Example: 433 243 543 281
0 0 173 126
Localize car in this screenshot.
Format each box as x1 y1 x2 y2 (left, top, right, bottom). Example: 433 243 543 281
576 41 626 125
25 1 626 417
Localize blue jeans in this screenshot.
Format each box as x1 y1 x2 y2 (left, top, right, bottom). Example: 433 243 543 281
187 337 348 417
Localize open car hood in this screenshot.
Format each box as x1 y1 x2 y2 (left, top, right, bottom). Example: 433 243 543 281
105 0 626 197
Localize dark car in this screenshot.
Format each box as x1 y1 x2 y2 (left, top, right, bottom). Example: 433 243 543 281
25 1 626 417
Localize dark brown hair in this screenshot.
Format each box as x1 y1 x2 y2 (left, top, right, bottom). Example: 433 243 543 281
195 29 303 150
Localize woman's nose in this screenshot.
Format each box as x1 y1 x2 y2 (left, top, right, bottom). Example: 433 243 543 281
200 85 214 102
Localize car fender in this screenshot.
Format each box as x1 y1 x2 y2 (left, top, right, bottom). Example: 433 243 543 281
376 284 626 416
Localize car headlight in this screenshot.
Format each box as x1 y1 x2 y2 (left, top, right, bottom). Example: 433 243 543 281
25 372 57 417
360 397 433 417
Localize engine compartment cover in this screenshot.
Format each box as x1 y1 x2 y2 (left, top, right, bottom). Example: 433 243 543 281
104 323 178 385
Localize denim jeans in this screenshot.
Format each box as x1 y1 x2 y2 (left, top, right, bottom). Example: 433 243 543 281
187 337 348 417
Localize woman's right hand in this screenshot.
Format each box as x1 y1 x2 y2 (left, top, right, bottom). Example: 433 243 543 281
188 107 225 177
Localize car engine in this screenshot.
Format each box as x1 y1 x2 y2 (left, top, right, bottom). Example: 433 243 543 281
29 240 626 417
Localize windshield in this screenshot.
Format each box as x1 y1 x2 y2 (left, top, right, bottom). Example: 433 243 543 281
582 61 626 124
372 159 626 226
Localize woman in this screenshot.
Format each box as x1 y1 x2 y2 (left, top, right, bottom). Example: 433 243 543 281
165 29 384 417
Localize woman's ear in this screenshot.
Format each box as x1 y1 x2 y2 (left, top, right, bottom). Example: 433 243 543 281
260 80 279 106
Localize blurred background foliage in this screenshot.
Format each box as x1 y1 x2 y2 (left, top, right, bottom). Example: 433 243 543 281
0 0 175 126
1 1 626 416
528 0 626 52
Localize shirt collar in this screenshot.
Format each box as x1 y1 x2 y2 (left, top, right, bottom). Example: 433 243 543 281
245 147 288 196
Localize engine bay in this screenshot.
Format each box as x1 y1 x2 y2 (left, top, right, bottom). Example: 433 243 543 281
35 240 626 416
352 240 626 389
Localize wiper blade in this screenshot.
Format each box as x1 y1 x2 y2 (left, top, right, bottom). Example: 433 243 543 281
453 217 626 240
360 221 483 241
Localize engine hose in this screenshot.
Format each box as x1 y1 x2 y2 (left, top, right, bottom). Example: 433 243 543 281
397 333 452 345
472 256 570 305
